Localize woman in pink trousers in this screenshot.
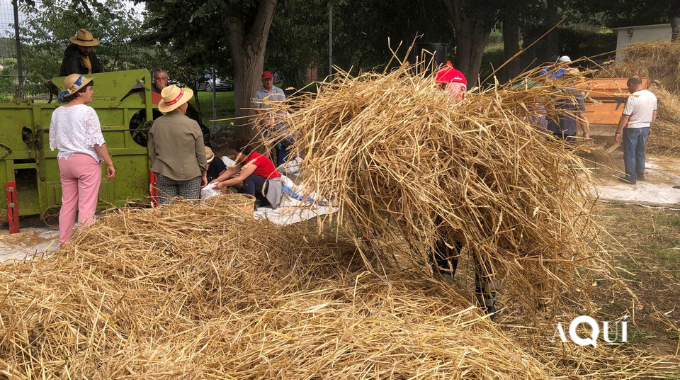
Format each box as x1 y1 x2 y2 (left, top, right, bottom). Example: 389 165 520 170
49 74 115 246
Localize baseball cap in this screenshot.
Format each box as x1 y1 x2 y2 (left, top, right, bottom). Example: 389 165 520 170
434 61 467 86
262 71 273 80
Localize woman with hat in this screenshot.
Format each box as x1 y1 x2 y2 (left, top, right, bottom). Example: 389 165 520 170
59 29 105 76
49 74 115 246
149 85 208 204
204 146 227 183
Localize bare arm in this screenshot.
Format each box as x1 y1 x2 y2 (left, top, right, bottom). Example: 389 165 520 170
578 112 590 139
94 143 116 179
216 163 257 190
615 114 630 143
210 164 242 184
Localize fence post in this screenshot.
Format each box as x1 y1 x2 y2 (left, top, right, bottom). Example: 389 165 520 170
12 0 24 100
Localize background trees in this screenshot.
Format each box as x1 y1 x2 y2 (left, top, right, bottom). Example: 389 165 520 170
6 0 677 134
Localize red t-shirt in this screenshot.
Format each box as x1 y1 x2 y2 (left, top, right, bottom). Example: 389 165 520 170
244 152 281 179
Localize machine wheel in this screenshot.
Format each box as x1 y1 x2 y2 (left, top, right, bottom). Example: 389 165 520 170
129 109 163 147
42 205 61 228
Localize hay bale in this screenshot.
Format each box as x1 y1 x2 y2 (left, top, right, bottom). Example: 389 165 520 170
260 63 602 311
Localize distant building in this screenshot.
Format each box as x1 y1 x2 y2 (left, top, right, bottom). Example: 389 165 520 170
611 24 672 61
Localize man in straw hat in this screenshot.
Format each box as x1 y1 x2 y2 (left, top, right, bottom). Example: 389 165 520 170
432 61 499 320
60 29 105 76
149 85 208 204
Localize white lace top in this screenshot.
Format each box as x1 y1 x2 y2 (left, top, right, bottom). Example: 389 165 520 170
49 104 106 162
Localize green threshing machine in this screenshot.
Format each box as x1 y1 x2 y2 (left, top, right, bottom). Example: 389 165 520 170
1 70 161 233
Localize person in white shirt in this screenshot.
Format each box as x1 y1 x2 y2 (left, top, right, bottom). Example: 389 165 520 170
614 76 657 185
49 74 115 245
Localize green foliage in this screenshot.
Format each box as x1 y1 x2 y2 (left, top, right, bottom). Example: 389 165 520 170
264 0 455 87
137 0 231 90
14 0 147 95
571 0 671 28
0 58 18 101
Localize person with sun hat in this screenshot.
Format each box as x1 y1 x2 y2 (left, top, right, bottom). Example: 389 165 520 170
49 74 115 246
148 85 208 204
59 29 105 76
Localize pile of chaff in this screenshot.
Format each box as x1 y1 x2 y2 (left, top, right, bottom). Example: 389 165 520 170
599 41 680 95
260 61 603 311
0 204 660 378
648 87 680 155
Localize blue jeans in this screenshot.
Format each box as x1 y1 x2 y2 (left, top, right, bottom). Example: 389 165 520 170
622 128 649 181
241 174 268 202
275 142 291 167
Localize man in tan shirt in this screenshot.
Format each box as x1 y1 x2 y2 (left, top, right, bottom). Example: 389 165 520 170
149 85 208 204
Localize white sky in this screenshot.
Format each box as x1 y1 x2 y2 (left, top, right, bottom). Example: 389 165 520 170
0 0 144 36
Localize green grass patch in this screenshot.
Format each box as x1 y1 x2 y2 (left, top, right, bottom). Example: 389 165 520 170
191 90 235 127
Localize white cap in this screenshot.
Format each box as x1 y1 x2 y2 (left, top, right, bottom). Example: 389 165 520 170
558 55 571 63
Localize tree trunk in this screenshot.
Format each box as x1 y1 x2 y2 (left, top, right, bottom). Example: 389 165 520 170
442 0 496 86
670 0 680 41
541 0 560 63
221 0 278 140
502 20 520 82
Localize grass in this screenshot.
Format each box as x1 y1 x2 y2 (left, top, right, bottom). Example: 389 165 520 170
191 90 235 128
591 202 680 365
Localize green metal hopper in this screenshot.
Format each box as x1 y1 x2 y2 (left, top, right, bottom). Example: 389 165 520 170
1 70 159 232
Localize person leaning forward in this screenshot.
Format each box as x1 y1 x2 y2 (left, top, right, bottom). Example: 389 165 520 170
149 85 208 204
59 29 105 76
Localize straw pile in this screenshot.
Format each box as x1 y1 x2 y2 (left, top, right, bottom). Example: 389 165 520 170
260 63 602 311
0 204 657 378
647 87 680 155
599 41 680 94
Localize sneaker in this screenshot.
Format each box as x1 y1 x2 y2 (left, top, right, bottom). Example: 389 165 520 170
618 177 636 185
637 175 645 181
673 185 680 190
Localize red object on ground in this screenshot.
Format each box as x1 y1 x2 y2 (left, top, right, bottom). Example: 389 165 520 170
149 171 159 207
5 181 19 233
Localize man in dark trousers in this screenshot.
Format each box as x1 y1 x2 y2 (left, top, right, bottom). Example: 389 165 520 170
59 29 105 76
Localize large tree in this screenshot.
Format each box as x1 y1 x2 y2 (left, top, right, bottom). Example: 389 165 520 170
139 0 277 138
220 0 277 138
442 0 501 85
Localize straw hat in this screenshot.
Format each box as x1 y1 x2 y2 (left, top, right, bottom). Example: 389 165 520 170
59 74 93 101
69 29 100 47
564 67 580 77
205 147 215 163
158 85 194 112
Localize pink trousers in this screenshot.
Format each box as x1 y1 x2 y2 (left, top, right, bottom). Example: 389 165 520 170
58 154 102 245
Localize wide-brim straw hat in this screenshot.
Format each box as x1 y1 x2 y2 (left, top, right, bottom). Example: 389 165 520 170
62 74 93 98
69 29 100 47
158 85 194 112
205 147 215 163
